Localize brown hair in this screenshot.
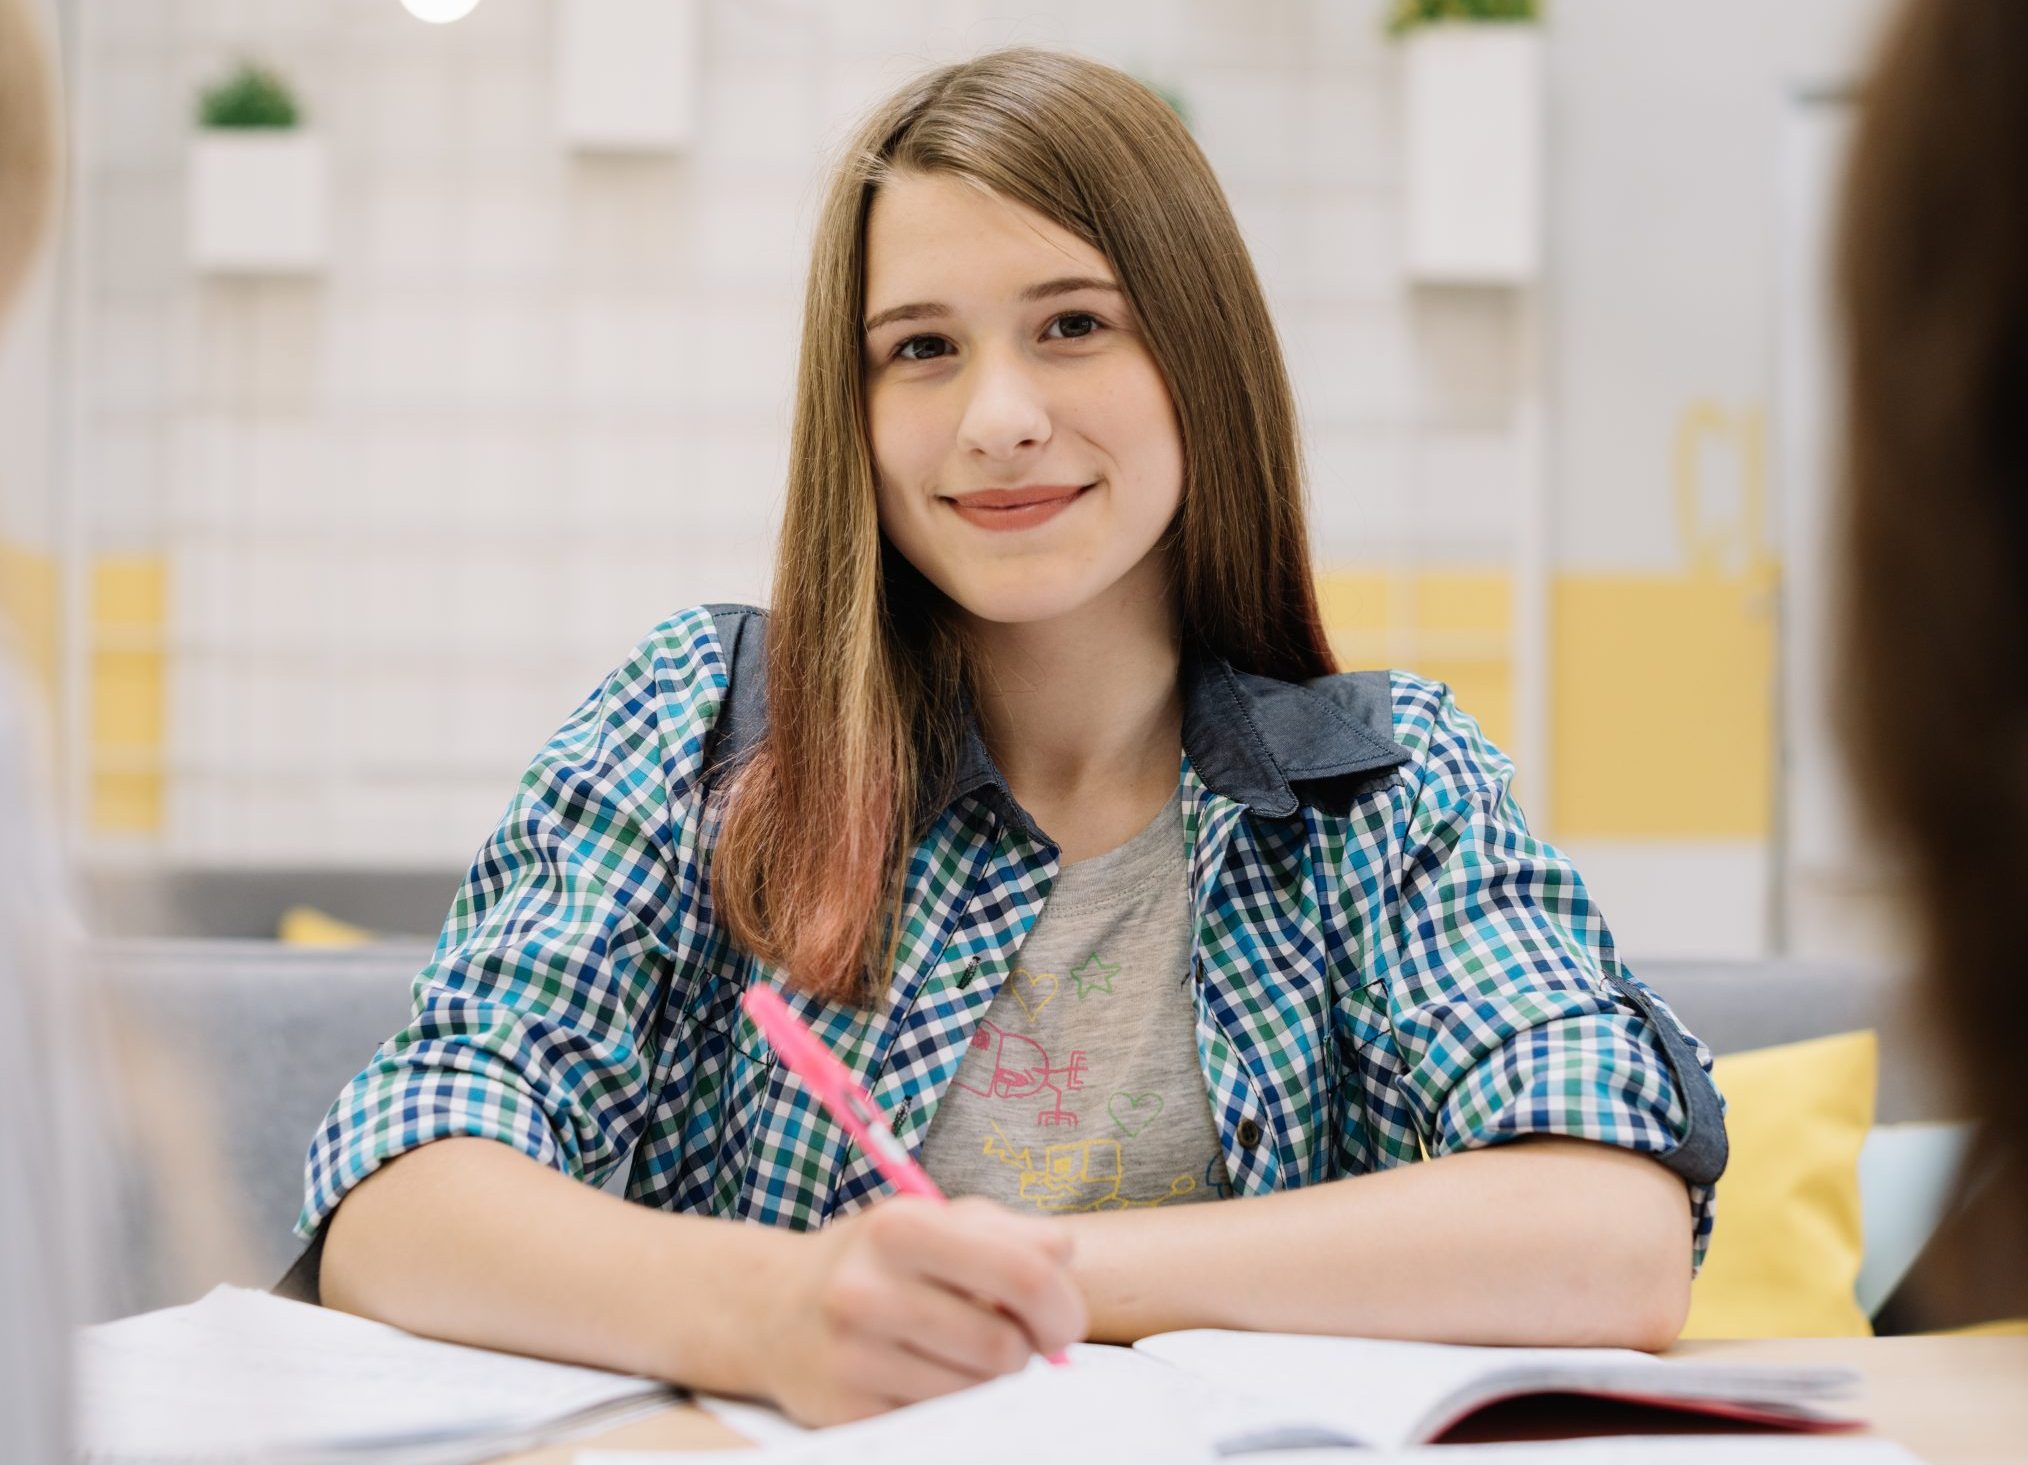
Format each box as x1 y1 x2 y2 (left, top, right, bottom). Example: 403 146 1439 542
713 47 1333 1003
1835 0 2028 1179
0 0 59 313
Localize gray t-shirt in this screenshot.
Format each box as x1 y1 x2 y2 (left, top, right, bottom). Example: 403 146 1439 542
919 796 1231 1213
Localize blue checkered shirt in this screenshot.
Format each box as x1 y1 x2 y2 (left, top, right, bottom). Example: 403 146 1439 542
299 604 1725 1268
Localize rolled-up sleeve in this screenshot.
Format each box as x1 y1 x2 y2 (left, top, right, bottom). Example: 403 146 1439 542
296 610 726 1241
1380 679 1726 1271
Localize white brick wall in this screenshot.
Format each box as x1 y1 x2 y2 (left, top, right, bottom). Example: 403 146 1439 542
67 0 1519 865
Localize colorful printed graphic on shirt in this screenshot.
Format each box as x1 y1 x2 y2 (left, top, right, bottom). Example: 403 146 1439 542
948 1019 1086 1128
1108 1090 1163 1137
1008 967 1059 1022
934 940 1211 1214
1068 952 1118 999
982 1120 1197 1212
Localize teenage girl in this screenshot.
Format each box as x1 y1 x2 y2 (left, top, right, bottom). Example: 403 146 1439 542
305 47 1725 1426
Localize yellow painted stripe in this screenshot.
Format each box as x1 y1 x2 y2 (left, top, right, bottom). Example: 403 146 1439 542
89 554 169 836
92 553 167 629
1551 571 1775 838
1317 563 1776 839
0 538 58 693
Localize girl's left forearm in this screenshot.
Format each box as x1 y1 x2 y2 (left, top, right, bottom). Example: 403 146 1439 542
1060 1136 1694 1350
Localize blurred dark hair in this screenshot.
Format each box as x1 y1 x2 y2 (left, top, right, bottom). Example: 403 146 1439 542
1835 0 2028 1210
0 0 60 312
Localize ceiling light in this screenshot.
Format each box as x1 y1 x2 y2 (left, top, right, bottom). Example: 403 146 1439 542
400 0 482 23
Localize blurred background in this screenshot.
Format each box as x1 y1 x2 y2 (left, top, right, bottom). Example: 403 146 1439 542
7 0 1953 1316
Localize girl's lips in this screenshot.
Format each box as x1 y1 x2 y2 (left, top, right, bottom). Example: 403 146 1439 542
944 482 1095 532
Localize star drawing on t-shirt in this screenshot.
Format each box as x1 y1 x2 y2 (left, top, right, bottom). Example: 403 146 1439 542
1069 951 1119 999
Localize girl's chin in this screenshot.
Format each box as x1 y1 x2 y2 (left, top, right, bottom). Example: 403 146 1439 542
940 577 1113 627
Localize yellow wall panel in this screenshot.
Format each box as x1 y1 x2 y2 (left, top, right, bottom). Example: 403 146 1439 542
1410 569 1513 636
1315 567 1513 638
90 770 163 835
90 553 169 837
1318 566 1516 754
0 538 58 692
1315 569 1389 634
1319 557 1775 839
92 553 167 629
90 649 165 748
1551 572 1776 838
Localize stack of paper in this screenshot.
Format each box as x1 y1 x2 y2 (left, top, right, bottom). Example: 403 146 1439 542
74 1284 676 1464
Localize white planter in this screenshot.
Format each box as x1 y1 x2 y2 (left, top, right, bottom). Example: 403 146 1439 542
1401 24 1543 285
187 131 328 275
554 0 701 153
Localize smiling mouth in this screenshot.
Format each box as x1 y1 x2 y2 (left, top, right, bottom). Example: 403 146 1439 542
942 482 1097 531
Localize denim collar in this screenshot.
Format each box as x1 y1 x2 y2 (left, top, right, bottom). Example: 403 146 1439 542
703 605 1411 845
944 647 1410 843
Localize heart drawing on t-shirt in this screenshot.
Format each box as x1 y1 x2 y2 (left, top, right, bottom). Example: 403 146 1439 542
1109 1091 1164 1137
1010 968 1058 1022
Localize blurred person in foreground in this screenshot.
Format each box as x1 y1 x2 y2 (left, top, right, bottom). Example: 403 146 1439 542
1 0 106 1459
1837 0 2028 1308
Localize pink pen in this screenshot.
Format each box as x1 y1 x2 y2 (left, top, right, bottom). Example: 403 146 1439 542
740 984 1071 1367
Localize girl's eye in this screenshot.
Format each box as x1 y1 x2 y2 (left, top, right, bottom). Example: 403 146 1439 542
1046 311 1104 341
893 334 953 363
889 311 1107 363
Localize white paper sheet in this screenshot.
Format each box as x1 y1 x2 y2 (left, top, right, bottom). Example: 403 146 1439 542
588 1344 1224 1465
75 1284 674 1463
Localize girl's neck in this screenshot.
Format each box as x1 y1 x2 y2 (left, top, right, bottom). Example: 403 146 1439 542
961 551 1184 859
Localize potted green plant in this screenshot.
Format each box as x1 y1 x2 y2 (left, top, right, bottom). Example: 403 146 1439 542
188 60 327 273
1386 0 1537 37
1388 0 1543 284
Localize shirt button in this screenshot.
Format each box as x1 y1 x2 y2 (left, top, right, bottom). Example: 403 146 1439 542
1236 1118 1263 1149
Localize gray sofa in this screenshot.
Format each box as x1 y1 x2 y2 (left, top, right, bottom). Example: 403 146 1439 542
85 939 1956 1316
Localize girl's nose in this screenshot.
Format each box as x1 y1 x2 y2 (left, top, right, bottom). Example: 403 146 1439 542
956 343 1053 459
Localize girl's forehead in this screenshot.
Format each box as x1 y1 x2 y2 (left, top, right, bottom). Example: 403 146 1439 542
865 174 1106 288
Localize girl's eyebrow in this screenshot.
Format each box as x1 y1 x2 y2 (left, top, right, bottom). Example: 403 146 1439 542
862 276 1121 335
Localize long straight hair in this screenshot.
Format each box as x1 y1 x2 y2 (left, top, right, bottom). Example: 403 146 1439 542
713 47 1334 1004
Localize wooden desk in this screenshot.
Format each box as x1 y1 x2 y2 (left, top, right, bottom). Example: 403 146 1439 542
506 1336 2028 1464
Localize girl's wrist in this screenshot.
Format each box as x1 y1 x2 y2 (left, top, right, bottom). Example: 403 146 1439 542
637 1211 809 1398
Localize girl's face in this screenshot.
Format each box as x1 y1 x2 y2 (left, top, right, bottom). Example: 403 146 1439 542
862 171 1185 627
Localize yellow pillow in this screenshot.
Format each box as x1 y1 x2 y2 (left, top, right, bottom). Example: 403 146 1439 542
278 904 373 947
1681 1029 1877 1339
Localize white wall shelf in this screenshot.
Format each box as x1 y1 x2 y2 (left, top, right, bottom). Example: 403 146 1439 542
187 131 329 276
1400 23 1543 286
553 0 703 154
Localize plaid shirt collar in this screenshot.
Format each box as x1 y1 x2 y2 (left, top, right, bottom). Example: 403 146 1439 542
707 608 1411 845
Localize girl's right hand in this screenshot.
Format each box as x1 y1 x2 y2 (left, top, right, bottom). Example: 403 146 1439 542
751 1194 1088 1426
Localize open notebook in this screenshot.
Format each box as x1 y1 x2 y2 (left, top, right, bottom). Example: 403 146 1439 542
74 1285 677 1464
1135 1330 1862 1450
690 1328 1863 1460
